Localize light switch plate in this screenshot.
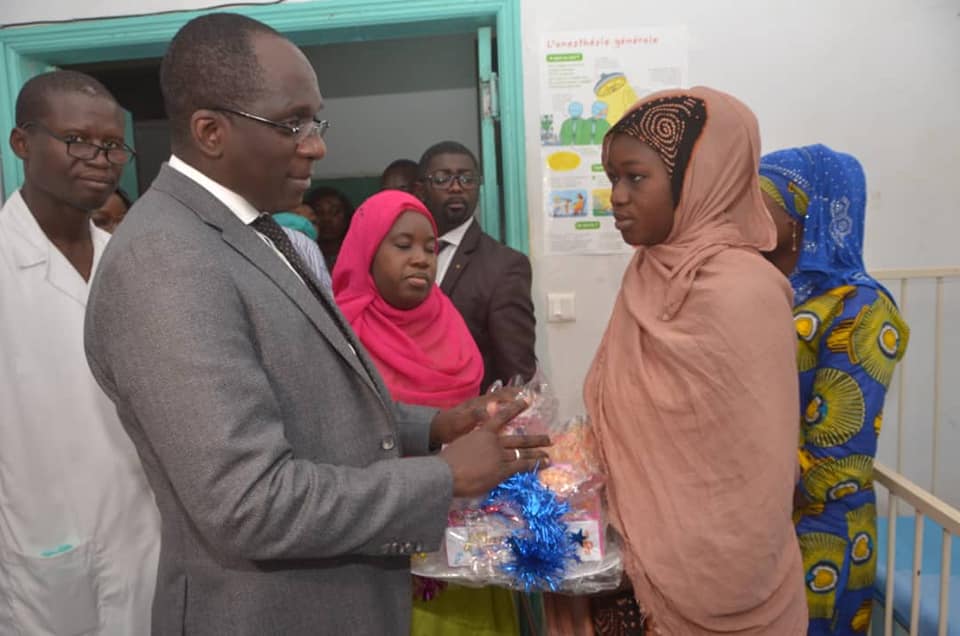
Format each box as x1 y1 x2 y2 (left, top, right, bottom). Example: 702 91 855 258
547 292 576 322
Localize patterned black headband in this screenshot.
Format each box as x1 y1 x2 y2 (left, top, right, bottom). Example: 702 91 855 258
609 95 707 205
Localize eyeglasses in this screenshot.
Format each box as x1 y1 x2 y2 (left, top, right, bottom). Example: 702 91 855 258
424 172 482 190
212 107 330 143
20 122 135 165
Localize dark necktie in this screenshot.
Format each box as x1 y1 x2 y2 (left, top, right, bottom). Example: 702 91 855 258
250 214 384 392
250 214 326 302
438 239 453 254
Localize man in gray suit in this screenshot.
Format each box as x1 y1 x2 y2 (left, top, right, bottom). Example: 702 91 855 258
84 13 547 636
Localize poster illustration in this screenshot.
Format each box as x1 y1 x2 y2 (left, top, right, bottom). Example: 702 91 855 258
540 27 689 254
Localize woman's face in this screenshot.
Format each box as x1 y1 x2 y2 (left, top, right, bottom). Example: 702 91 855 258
372 210 437 310
313 194 348 242
604 134 675 246
91 192 129 234
760 191 802 276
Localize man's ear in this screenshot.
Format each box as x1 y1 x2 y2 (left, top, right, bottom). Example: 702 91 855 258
10 127 29 160
190 110 227 159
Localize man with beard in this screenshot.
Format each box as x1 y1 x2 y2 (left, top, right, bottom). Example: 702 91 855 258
417 141 536 391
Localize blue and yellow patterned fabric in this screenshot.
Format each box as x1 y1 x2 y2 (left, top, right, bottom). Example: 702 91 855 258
793 284 908 634
761 146 910 635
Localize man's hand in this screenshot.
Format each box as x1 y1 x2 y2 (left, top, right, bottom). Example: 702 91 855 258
430 387 527 447
435 389 551 497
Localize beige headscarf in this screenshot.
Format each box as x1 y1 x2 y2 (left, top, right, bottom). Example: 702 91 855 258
585 86 807 634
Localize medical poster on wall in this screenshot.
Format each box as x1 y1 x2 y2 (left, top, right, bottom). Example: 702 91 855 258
539 27 689 255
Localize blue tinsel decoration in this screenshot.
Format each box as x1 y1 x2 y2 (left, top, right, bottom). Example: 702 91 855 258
483 471 579 591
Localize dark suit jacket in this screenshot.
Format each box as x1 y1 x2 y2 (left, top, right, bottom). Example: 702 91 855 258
84 165 453 635
441 220 537 391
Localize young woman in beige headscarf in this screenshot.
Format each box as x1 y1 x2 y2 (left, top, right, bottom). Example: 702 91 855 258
584 86 807 635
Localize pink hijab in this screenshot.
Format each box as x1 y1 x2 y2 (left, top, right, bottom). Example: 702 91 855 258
333 190 483 409
585 87 807 634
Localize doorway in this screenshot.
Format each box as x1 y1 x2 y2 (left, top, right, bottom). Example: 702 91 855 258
65 33 484 218
0 0 527 250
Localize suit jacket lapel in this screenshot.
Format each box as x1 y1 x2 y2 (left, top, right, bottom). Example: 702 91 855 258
153 165 387 405
440 219 481 296
221 225 381 390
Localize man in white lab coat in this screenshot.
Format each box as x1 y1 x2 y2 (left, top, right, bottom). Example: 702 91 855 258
0 70 160 635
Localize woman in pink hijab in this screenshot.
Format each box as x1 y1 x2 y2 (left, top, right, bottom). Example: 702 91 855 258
333 190 520 636
584 87 807 634
333 190 483 408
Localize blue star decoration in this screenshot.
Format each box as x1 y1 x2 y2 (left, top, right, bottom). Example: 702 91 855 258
570 529 587 546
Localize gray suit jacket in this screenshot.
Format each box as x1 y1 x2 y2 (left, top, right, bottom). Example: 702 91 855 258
84 165 453 636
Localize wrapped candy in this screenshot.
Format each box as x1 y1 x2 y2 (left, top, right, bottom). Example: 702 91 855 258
412 375 622 594
539 414 603 497
488 370 558 438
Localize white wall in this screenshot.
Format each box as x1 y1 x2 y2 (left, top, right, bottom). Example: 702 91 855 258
522 0 960 505
302 36 479 178
3 0 958 503
125 35 479 186
0 0 276 26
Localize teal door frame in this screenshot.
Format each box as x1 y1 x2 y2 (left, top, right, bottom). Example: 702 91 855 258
0 0 529 253
476 25 500 241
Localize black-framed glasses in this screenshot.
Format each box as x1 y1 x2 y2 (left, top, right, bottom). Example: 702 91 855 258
20 121 135 165
212 107 330 143
424 172 482 190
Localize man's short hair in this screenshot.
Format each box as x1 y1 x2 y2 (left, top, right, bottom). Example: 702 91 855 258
15 70 115 126
383 158 418 175
160 13 280 144
418 141 478 177
304 186 354 219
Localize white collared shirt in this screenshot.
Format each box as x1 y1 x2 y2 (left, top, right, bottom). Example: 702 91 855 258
168 154 260 224
167 155 304 281
437 216 475 284
166 157 352 356
0 191 161 635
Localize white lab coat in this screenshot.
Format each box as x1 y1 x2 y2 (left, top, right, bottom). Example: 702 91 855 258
0 191 160 635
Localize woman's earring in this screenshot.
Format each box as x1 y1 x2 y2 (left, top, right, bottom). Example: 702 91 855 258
791 221 798 253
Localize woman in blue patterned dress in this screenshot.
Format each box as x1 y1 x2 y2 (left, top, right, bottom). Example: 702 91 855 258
759 145 909 635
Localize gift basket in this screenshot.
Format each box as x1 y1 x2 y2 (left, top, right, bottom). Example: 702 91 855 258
412 374 622 593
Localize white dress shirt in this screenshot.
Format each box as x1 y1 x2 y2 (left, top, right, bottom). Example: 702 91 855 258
437 216 475 284
284 226 333 292
168 157 348 362
168 155 306 282
0 191 161 635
